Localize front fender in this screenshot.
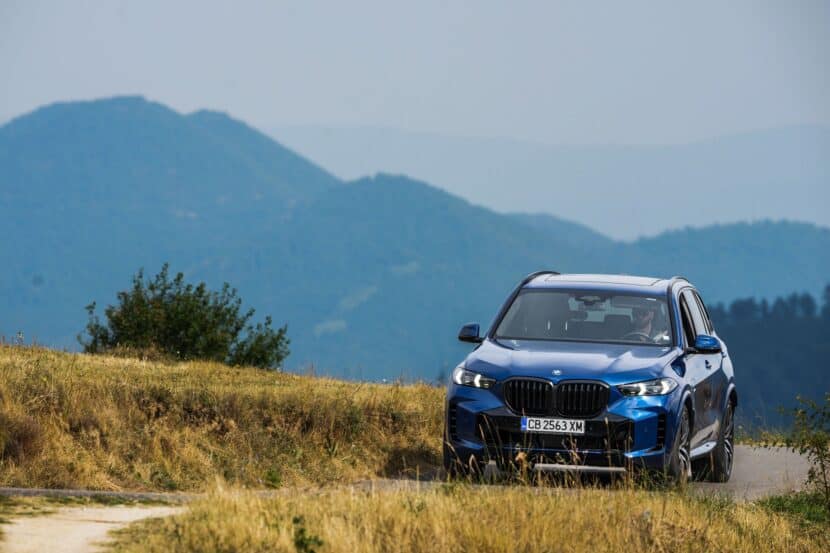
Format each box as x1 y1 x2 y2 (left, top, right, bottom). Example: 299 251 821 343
725 381 738 409
679 387 696 431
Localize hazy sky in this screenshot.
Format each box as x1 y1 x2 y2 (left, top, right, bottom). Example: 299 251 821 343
1 0 828 145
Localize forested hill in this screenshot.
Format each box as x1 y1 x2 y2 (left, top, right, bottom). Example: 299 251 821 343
708 287 830 426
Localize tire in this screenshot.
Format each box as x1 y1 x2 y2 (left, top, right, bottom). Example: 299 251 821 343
702 402 735 482
666 405 692 484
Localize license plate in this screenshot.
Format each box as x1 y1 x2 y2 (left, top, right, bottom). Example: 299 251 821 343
521 416 585 434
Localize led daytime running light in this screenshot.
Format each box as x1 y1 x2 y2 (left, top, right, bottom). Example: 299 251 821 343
452 366 495 389
618 377 677 396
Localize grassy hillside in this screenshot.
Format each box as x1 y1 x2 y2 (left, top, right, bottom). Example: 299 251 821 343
0 346 442 491
108 486 828 553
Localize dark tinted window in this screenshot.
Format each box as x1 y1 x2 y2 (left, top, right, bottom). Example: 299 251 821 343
679 295 697 345
682 289 707 337
692 291 714 333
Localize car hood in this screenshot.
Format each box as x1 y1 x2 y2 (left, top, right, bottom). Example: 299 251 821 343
465 338 680 386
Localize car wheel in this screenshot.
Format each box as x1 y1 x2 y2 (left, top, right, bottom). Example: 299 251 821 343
704 402 735 483
667 406 692 484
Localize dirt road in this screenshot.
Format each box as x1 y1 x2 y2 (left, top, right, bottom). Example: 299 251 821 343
1 505 181 553
694 444 810 500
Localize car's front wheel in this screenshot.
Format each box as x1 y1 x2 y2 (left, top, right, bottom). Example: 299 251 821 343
666 405 692 484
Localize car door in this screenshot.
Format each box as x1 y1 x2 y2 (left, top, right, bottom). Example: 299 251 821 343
691 289 729 438
680 289 720 446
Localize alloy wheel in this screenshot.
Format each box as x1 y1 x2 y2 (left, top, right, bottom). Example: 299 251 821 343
722 404 734 475
677 408 692 480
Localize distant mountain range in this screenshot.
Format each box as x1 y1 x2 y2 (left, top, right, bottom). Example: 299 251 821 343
270 124 830 239
2 97 829 390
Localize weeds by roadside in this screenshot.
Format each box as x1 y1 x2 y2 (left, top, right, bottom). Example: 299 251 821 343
786 393 830 510
745 393 830 547
758 491 829 527
734 427 788 446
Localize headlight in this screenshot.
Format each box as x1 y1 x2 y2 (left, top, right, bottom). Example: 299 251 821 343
618 377 677 396
452 365 495 389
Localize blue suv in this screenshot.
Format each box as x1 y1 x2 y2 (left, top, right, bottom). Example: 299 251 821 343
444 272 737 482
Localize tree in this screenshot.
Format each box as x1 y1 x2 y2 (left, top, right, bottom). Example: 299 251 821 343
711 284 830 427
797 293 817 319
79 264 289 369
728 298 759 322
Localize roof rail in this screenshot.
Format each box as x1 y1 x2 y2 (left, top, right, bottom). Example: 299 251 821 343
521 270 560 286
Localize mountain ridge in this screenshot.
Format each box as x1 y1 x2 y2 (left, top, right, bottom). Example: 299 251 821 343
2 97 829 390
269 123 830 239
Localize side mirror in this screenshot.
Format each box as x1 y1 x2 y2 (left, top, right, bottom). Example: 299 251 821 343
458 323 483 344
693 334 721 354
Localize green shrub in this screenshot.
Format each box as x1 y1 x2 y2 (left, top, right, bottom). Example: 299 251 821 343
788 393 830 510
79 263 289 369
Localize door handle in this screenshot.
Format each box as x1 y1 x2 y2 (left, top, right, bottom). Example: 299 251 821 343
705 360 712 369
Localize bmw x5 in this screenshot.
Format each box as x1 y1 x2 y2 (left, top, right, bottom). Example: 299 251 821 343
444 272 737 482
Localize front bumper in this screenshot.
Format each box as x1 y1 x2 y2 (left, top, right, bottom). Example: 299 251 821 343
445 383 681 471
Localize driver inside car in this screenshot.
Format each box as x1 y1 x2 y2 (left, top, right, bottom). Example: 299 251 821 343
628 306 670 344
632 306 654 338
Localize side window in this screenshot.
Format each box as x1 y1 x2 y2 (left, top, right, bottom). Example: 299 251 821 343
682 290 707 337
679 295 696 346
692 291 714 333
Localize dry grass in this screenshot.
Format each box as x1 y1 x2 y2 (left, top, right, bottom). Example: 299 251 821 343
106 484 829 553
5 345 826 551
0 345 443 491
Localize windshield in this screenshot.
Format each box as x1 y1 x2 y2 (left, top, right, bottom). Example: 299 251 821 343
495 289 672 347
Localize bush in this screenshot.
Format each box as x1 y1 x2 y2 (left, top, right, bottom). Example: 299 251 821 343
788 393 830 510
79 263 289 369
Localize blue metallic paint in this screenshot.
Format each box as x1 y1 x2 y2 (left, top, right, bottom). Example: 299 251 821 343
444 274 737 474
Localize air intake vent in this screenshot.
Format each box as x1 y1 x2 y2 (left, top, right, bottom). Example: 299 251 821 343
554 381 609 418
503 379 554 415
656 413 667 449
448 404 459 441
